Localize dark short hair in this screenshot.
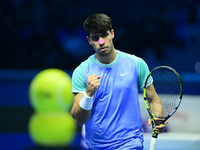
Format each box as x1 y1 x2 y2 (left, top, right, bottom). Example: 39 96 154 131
83 13 112 37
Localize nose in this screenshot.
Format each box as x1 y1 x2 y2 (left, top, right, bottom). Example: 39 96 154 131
98 39 105 44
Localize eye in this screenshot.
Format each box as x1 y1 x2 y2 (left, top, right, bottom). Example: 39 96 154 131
102 33 108 38
91 36 99 41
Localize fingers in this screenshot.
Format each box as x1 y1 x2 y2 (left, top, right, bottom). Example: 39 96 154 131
88 75 101 87
86 74 101 97
148 117 168 134
153 118 168 134
148 117 164 126
88 74 101 82
164 120 168 125
148 118 151 126
155 124 165 134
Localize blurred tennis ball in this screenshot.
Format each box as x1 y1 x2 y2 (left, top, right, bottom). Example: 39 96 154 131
28 112 76 147
29 68 73 112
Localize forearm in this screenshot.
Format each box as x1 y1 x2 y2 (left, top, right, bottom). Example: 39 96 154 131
150 95 163 117
147 84 163 117
71 92 93 126
71 104 91 126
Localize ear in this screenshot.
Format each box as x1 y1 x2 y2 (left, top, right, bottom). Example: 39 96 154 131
87 36 92 45
111 29 114 39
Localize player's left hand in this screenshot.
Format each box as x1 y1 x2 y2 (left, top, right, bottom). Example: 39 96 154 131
148 118 168 134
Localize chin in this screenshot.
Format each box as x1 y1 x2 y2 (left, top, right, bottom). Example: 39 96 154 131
98 51 111 56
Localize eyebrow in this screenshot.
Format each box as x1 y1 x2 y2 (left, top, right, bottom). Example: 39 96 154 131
90 35 98 39
90 33 100 38
90 32 108 39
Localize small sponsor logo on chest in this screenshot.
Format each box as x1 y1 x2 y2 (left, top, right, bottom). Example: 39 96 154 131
120 72 129 76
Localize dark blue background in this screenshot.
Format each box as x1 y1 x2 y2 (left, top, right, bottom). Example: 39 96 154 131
0 0 200 149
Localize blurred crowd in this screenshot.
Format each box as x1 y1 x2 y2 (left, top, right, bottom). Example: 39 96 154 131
0 0 200 71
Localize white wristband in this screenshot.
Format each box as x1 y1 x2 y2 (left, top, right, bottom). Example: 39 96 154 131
79 91 94 110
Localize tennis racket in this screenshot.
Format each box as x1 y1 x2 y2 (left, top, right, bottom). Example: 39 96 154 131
143 66 183 150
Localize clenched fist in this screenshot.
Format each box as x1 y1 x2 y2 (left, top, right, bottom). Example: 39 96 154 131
86 74 101 97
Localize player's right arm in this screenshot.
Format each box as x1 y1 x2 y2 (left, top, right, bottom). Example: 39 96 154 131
71 93 91 126
71 74 101 126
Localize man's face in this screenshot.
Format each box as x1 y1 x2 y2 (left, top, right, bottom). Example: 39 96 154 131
87 29 114 56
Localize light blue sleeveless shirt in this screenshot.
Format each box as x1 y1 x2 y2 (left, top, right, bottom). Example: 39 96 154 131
72 50 151 150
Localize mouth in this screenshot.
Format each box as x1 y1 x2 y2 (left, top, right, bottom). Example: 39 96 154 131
99 47 108 52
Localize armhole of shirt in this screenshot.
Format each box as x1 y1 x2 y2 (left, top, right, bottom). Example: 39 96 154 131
134 56 151 91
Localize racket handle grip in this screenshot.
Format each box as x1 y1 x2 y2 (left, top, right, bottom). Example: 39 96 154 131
149 137 157 150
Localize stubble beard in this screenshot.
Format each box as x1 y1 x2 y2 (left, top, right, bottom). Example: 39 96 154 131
97 45 114 57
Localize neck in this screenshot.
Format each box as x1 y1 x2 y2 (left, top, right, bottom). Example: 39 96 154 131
96 48 117 64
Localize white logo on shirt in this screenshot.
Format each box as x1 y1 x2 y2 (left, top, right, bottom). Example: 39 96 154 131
120 72 129 76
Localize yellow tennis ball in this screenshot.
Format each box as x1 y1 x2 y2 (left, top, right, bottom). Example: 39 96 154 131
29 68 73 112
28 112 76 147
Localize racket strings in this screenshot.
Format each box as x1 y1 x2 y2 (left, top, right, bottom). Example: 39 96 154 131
146 68 181 118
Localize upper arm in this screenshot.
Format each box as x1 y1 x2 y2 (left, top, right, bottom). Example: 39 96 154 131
134 57 151 90
71 93 83 117
72 64 86 94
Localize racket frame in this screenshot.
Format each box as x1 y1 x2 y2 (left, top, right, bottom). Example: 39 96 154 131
143 66 183 147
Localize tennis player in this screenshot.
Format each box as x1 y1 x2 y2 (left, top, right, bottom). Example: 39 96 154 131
71 13 167 150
